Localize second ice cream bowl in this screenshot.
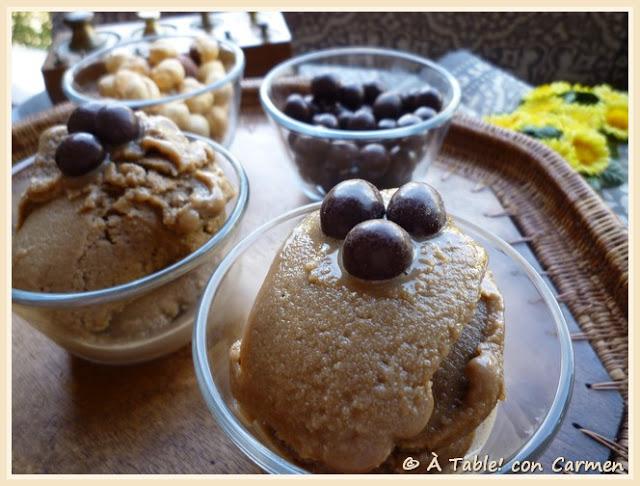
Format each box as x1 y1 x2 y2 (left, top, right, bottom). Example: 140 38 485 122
12 136 249 365
193 203 574 474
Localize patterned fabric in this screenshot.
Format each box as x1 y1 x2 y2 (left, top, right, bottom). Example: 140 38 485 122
436 50 628 224
437 49 530 116
284 12 628 89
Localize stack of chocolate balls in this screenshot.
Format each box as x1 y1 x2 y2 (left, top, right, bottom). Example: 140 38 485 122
320 179 446 280
283 73 444 194
55 103 141 177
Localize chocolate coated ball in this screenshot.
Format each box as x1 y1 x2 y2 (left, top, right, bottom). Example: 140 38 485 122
387 181 446 238
381 146 417 188
313 112 339 129
55 132 105 177
397 113 422 127
339 83 364 110
311 74 341 102
363 81 383 104
414 106 437 120
337 109 354 129
357 143 390 179
401 89 419 112
342 219 413 280
373 92 402 120
320 179 385 239
377 118 397 130
284 93 311 122
326 140 359 177
95 104 140 146
67 102 104 135
347 108 376 131
290 134 330 161
304 95 319 117
414 86 443 112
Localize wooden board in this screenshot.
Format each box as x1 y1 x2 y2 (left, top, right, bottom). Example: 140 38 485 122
12 107 624 474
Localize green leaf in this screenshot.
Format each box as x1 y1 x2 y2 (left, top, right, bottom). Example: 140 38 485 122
585 175 603 191
560 90 600 105
520 125 563 139
606 136 620 159
598 159 626 188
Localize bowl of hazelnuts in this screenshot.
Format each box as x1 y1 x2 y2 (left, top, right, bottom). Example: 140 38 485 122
63 34 245 147
260 47 461 200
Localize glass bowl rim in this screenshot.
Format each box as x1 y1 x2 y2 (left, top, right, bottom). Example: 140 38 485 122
11 134 250 308
62 34 246 110
259 46 462 141
192 202 575 474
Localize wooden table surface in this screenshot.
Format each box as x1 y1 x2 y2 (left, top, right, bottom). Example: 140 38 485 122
12 107 623 474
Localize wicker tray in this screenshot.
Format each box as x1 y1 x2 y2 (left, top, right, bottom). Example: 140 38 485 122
11 91 628 473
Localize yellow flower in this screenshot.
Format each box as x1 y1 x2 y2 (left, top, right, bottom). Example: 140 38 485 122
523 82 571 102
556 102 605 130
486 81 627 181
545 137 579 168
594 84 628 106
594 85 628 140
525 111 573 134
484 112 527 131
567 83 595 95
602 104 628 140
519 94 564 113
563 127 610 175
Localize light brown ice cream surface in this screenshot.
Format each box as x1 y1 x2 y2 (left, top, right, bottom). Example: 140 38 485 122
230 196 505 473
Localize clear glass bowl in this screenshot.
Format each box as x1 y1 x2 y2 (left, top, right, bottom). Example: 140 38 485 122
260 47 461 200
62 34 245 147
193 203 574 474
12 136 249 365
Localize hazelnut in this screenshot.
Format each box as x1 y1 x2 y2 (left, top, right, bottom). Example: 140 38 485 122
197 60 226 84
191 35 219 64
148 39 178 65
97 74 117 97
205 105 229 141
213 84 233 106
151 58 185 92
156 102 191 129
140 76 160 99
113 70 151 99
120 56 150 76
104 48 132 73
180 77 214 114
183 113 210 137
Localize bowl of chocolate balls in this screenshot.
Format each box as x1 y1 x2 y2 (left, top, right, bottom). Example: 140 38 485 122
63 34 245 147
260 47 461 200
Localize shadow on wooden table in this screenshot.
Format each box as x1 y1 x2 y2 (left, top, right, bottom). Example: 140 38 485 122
12 317 258 474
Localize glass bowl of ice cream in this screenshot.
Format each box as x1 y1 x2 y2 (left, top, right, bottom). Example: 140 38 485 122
260 47 460 200
62 34 244 147
12 102 249 365
193 180 573 473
